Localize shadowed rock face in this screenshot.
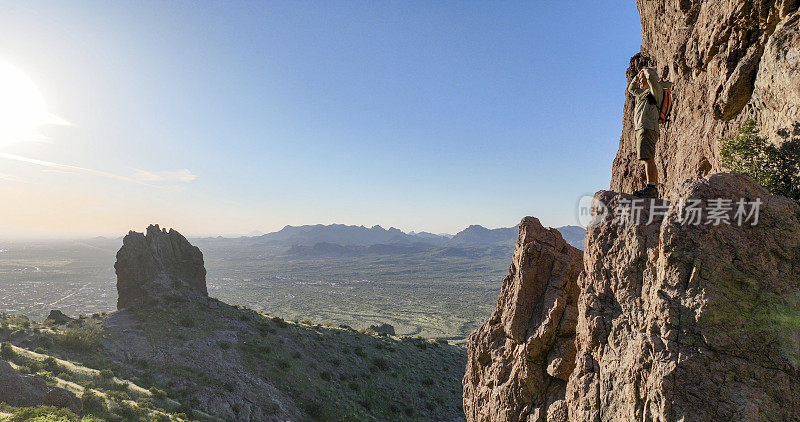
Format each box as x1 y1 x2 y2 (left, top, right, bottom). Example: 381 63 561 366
567 172 800 421
466 174 800 422
612 0 800 196
463 217 583 422
0 360 82 414
115 224 207 310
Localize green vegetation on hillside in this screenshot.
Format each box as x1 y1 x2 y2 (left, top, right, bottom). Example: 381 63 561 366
1 305 467 421
719 119 800 203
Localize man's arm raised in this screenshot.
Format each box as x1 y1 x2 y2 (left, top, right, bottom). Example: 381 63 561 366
643 68 663 105
627 76 643 96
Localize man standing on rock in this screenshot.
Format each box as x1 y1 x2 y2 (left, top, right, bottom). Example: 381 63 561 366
627 67 671 198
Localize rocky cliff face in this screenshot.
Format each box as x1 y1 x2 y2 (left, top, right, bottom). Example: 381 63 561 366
465 174 800 421
463 217 583 421
115 224 207 310
612 0 799 195
464 1 800 419
567 173 800 421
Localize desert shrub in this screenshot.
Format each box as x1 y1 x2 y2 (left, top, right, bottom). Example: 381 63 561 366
354 346 366 357
9 406 78 422
136 396 156 409
177 316 196 328
174 402 193 416
56 328 101 352
319 370 332 381
41 357 60 372
217 340 231 350
99 368 114 379
150 413 171 422
106 390 130 402
36 370 53 381
81 389 107 414
1 342 15 359
258 324 276 336
719 120 800 203
36 335 51 348
371 357 389 370
148 386 167 399
109 400 141 419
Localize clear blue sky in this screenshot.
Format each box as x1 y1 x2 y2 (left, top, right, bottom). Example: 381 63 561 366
0 1 641 237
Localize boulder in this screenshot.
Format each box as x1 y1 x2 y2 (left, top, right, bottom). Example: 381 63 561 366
45 310 73 325
368 323 396 336
463 217 583 422
0 359 48 406
115 224 207 310
44 388 83 415
611 0 800 197
0 360 82 414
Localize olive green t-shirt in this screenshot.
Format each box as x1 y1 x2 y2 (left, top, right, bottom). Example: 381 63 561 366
627 68 665 132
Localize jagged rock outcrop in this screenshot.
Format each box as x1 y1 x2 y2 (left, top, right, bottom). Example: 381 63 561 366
612 0 800 196
567 172 800 420
463 217 583 422
106 226 303 421
466 174 800 421
0 360 82 414
45 310 73 325
115 224 207 310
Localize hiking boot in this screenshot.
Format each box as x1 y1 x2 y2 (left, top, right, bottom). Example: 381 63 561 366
633 184 659 198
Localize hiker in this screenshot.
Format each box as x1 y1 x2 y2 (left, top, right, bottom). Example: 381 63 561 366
627 67 672 198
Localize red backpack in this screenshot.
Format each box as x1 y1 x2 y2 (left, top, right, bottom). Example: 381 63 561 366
659 87 673 125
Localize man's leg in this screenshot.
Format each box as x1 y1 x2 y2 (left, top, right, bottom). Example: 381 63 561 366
644 158 658 185
634 129 660 197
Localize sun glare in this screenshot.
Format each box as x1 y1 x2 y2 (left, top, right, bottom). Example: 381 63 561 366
0 60 68 147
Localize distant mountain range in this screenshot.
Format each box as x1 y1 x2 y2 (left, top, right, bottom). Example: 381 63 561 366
207 223 586 252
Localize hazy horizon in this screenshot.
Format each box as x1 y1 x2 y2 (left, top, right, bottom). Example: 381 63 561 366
0 1 641 237
0 219 588 241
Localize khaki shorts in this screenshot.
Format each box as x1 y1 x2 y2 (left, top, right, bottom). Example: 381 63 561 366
635 129 658 161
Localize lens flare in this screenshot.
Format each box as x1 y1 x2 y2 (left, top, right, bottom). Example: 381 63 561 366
0 60 68 147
